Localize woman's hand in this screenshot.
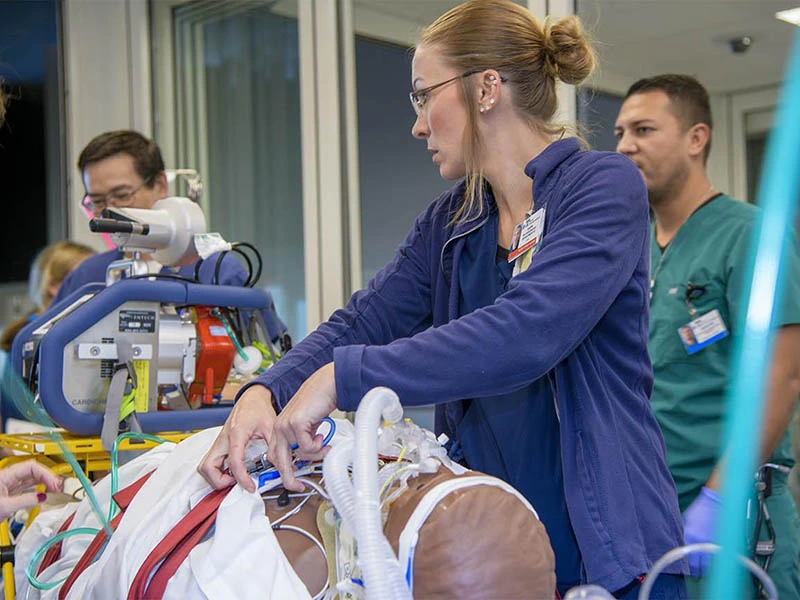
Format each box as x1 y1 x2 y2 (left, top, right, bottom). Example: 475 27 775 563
0 460 64 521
198 385 277 492
267 363 338 492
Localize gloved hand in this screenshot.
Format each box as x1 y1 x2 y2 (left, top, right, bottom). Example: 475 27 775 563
682 486 722 577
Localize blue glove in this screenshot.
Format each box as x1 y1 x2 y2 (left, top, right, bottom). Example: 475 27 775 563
682 486 722 577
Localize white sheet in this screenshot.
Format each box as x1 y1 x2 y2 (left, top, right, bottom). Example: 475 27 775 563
16 427 311 600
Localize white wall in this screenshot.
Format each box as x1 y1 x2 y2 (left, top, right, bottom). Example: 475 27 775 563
63 0 151 251
707 93 732 195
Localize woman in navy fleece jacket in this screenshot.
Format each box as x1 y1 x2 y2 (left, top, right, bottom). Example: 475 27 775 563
200 1 687 596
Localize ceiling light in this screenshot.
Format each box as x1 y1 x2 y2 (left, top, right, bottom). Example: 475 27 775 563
776 8 800 26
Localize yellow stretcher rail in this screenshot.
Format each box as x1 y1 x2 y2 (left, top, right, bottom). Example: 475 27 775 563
0 430 194 600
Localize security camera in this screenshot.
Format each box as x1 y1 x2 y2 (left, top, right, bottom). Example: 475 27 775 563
728 35 753 54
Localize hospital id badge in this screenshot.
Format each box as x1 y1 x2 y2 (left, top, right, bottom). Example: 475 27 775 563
508 206 545 263
678 308 728 355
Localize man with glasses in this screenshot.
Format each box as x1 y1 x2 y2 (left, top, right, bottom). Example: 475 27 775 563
53 130 249 304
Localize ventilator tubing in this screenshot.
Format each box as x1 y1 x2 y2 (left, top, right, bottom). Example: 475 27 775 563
323 387 411 600
324 440 358 529
354 387 410 600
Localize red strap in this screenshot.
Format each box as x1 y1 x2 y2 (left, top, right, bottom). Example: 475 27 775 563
37 513 76 576
58 510 124 600
113 470 155 510
127 486 233 600
144 508 218 598
58 470 155 600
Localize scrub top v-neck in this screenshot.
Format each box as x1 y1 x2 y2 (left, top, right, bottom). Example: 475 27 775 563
456 208 583 592
649 194 799 510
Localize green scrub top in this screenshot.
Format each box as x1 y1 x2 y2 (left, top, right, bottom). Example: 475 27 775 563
649 194 800 511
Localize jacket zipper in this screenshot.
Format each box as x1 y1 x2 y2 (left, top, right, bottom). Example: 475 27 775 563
547 371 560 423
440 214 491 275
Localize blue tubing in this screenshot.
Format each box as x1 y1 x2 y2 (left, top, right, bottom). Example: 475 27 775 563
707 30 800 600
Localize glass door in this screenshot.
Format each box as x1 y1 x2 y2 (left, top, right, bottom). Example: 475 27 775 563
153 0 307 338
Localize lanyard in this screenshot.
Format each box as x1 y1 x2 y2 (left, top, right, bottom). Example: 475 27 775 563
649 186 717 298
649 223 678 299
649 237 670 299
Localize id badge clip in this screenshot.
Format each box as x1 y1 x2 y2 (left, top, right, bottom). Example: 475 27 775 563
508 206 545 264
679 308 728 354
509 206 546 278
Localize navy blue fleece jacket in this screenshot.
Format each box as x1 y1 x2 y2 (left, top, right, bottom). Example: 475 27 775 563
250 138 685 591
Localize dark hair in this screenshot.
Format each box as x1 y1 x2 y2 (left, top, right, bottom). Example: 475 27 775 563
625 74 713 163
419 0 596 223
77 130 165 185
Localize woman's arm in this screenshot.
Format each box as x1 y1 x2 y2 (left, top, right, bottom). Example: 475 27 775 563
236 204 438 409
335 154 649 409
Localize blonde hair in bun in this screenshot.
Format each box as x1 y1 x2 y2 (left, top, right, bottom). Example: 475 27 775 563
418 0 596 223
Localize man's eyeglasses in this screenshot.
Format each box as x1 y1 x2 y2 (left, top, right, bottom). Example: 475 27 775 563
81 177 154 216
409 70 507 115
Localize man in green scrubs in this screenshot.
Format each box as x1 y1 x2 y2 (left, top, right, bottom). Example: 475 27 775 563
615 74 800 598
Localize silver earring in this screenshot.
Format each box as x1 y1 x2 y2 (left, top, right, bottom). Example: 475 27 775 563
479 106 485 113
489 99 495 104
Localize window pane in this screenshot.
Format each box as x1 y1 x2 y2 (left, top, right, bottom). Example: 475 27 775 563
0 0 63 326
356 36 450 431
170 0 305 338
577 89 624 152
356 36 449 285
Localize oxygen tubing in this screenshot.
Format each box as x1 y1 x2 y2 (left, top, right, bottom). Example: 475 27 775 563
25 527 100 590
210 308 249 361
108 432 167 521
2 369 113 537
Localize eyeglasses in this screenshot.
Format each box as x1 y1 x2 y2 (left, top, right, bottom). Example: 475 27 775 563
81 177 154 216
409 70 507 115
